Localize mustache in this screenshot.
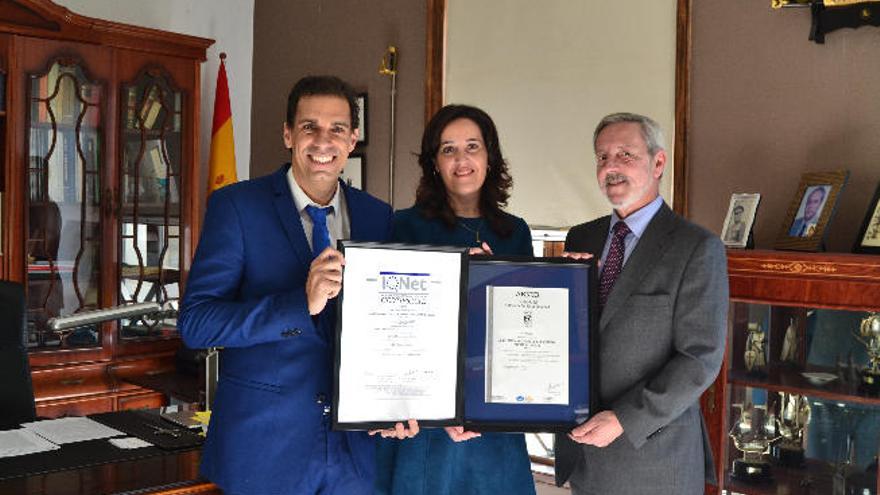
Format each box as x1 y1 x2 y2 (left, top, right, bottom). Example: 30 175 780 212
603 173 628 186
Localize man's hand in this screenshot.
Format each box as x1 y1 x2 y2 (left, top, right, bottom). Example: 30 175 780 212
561 251 594 261
306 247 344 315
444 426 481 442
369 419 420 439
468 242 494 256
568 411 623 447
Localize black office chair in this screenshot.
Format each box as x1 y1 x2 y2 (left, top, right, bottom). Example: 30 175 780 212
0 280 36 429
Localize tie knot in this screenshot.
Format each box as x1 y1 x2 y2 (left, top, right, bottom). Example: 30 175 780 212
305 204 330 223
612 221 631 239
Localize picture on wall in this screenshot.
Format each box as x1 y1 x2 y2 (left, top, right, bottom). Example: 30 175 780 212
341 153 364 190
774 170 848 252
721 193 760 249
356 93 367 145
853 181 880 254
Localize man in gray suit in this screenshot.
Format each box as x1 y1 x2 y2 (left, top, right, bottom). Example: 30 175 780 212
554 113 728 495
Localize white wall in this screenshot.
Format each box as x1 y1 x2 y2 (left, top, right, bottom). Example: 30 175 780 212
54 0 254 181
446 0 677 228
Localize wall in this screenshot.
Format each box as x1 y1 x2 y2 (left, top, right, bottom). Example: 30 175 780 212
54 0 255 184
251 0 426 208
689 0 880 251
445 0 677 228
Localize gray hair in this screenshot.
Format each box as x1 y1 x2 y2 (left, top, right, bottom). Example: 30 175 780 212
593 112 666 156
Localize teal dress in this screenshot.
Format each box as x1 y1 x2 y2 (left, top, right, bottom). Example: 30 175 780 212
375 207 536 495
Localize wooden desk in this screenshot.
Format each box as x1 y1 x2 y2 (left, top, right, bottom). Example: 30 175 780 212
0 447 219 495
0 412 220 495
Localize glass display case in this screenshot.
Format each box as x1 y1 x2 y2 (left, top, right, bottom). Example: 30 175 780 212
0 0 212 417
712 250 880 495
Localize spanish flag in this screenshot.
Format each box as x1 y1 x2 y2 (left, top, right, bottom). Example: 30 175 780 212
207 53 237 194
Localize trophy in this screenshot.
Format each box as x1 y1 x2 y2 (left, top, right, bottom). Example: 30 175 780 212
779 318 798 364
744 322 768 376
770 392 810 467
854 312 880 396
729 403 781 482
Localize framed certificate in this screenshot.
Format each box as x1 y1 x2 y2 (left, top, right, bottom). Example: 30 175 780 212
333 245 597 433
333 241 469 430
463 256 597 432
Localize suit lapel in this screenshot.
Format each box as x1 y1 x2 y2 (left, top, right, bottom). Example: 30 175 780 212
341 181 366 241
584 217 610 256
599 203 676 329
270 166 313 266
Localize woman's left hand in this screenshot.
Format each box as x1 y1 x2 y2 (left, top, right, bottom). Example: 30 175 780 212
468 242 494 256
444 426 481 442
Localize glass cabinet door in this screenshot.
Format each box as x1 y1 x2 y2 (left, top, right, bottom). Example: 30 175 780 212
25 60 103 349
118 69 183 339
725 303 880 493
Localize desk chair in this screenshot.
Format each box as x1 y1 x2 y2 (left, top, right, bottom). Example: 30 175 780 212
0 280 36 429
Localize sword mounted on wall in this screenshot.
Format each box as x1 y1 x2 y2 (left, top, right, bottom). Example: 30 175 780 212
772 0 880 43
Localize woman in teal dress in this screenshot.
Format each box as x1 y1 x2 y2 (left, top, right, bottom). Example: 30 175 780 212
375 104 535 495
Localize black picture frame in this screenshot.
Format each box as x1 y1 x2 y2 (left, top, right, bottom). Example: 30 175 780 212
853 181 880 254
333 241 469 431
462 256 597 433
356 93 367 145
341 153 364 190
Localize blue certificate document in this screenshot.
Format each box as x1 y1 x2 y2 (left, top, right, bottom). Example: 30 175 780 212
464 257 596 432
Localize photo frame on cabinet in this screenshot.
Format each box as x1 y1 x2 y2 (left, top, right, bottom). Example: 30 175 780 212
356 93 367 145
721 193 760 249
341 153 364 190
853 181 880 254
774 170 848 252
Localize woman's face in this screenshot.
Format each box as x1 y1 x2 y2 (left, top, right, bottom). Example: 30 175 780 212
434 118 488 205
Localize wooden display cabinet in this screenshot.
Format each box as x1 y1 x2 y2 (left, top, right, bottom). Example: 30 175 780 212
704 250 880 495
0 0 212 417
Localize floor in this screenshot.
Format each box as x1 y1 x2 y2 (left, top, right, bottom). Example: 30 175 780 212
534 472 570 494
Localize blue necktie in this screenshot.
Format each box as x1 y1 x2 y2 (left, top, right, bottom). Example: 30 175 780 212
305 205 331 257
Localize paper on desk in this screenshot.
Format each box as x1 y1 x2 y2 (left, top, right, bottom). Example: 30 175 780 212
109 437 153 449
0 428 60 458
22 417 123 444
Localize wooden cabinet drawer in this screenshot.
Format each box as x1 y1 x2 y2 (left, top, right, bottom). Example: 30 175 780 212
37 396 115 418
117 392 167 410
31 363 112 401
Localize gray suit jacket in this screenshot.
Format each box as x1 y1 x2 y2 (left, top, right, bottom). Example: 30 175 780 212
554 203 728 494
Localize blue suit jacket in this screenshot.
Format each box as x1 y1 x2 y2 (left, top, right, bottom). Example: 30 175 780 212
180 164 393 494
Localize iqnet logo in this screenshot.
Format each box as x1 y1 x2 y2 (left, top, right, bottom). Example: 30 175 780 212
379 271 429 305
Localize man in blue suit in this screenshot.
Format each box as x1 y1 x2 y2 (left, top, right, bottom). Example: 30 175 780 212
180 76 416 495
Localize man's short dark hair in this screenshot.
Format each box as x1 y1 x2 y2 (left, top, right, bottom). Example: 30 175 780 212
733 204 744 214
286 76 359 130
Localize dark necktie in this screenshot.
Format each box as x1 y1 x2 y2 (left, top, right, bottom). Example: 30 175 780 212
598 221 631 308
305 205 331 257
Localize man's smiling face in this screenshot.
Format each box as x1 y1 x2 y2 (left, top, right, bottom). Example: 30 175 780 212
283 95 358 204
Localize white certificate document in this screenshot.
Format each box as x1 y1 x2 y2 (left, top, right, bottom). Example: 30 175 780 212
485 286 569 405
336 246 463 424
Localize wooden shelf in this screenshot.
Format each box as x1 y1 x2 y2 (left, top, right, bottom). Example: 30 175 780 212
728 365 880 407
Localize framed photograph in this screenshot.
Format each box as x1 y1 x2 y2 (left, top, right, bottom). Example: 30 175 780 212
853 181 880 254
721 193 761 249
774 170 848 251
355 93 367 145
341 153 364 190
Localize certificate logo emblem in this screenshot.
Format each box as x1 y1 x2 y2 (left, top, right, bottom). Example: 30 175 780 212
523 311 533 328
